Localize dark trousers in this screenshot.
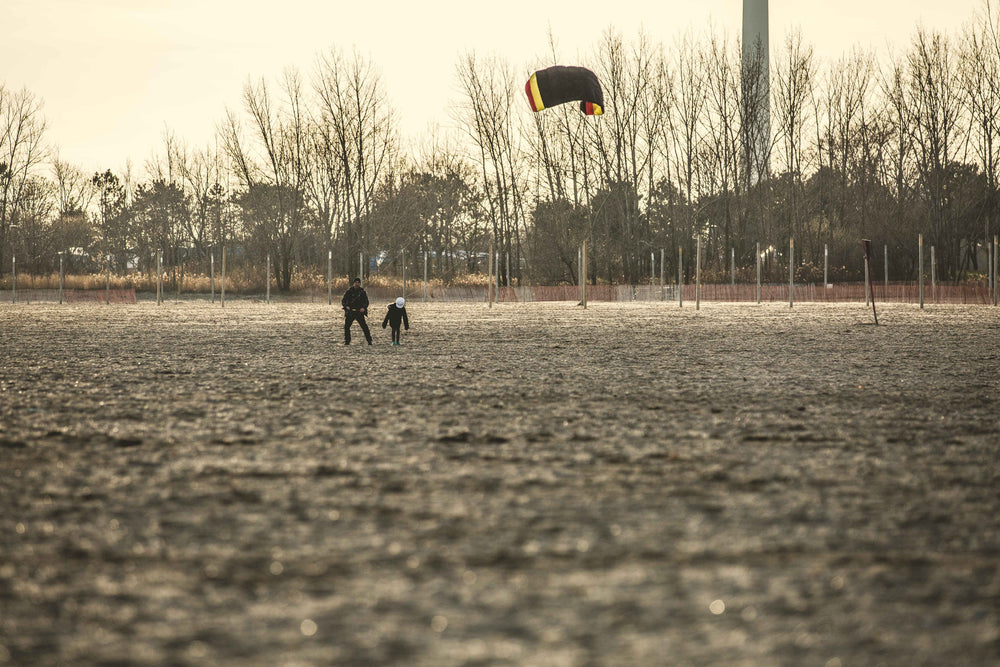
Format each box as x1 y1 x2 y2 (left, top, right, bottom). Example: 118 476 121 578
390 327 402 343
344 311 372 344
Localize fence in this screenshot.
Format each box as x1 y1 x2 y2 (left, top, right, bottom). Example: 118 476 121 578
4 282 995 305
427 282 994 305
7 289 137 304
677 282 995 305
5 234 998 307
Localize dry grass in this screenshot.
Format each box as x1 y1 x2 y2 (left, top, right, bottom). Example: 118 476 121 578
1 271 496 293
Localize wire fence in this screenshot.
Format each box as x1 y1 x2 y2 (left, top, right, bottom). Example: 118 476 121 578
4 234 998 307
4 281 997 305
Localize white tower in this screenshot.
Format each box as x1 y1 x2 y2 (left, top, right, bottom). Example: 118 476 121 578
742 0 769 181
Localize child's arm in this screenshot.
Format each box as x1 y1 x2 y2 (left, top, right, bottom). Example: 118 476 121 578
402 308 409 330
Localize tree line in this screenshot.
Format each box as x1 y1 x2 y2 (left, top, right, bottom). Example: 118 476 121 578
3 3 1000 290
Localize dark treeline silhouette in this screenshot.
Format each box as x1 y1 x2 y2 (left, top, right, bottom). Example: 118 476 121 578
2 4 1000 289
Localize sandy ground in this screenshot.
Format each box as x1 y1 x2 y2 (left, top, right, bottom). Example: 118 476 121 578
1 300 998 666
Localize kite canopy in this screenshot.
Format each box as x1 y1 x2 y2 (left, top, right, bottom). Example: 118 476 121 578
525 66 604 116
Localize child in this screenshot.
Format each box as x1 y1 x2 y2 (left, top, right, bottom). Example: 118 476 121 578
381 297 409 345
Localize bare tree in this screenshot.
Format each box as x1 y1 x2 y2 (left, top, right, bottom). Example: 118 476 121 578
906 28 967 279
961 12 1000 266
146 128 188 187
639 43 673 267
303 119 344 264
52 156 94 216
1 85 48 276
143 130 195 282
773 32 814 180
772 30 815 249
525 29 609 211
410 129 481 276
702 32 742 263
880 56 917 268
222 69 312 289
588 30 667 283
8 176 57 273
740 29 771 188
180 144 229 262
813 49 875 260
314 48 398 278
664 31 708 276
455 52 526 282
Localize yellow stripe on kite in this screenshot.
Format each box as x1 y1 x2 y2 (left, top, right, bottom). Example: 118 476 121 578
529 74 545 111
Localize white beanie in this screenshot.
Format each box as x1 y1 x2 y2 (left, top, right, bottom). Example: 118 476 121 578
395 297 405 308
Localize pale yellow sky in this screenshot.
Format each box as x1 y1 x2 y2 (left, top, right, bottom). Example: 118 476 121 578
2 0 988 173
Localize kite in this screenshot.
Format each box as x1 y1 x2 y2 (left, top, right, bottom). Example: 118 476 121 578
525 66 604 116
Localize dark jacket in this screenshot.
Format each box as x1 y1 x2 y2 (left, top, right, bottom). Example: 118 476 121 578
342 286 369 313
381 304 409 330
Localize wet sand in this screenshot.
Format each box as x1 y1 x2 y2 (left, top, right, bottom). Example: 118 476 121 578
1 301 998 665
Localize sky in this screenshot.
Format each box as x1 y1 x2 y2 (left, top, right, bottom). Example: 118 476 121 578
2 0 990 174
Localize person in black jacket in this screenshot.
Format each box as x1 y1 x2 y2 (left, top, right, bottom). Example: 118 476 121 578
341 278 372 345
381 297 410 345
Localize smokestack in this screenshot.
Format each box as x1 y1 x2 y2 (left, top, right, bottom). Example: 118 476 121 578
742 0 770 181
